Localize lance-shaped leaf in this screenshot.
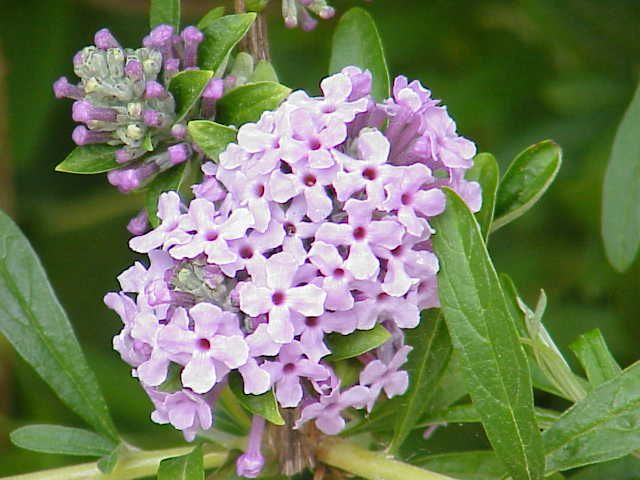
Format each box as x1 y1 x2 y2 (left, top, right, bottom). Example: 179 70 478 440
465 153 499 240
228 372 284 426
543 361 640 473
432 188 544 480
198 14 256 75
0 210 118 441
215 82 291 127
187 120 237 159
602 82 640 272
169 69 214 122
326 324 391 362
145 163 188 227
492 140 562 232
150 0 180 30
10 425 115 457
389 310 452 454
158 446 204 480
329 7 390 101
97 444 125 474
570 329 621 387
55 145 120 174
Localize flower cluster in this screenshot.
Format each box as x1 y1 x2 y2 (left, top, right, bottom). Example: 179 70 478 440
53 25 225 196
106 67 480 477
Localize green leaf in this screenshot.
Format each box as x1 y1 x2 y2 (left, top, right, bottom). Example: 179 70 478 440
0 210 118 441
570 329 621 387
543 361 640 473
198 14 256 75
228 372 284 426
187 120 237 160
197 6 225 30
249 61 279 83
55 145 120 174
465 153 499 240
329 7 390 101
150 0 180 31
158 446 204 480
145 163 187 227
216 385 251 435
420 404 561 431
216 82 291 127
432 188 544 480
169 69 214 122
389 310 452 454
326 324 391 362
492 140 562 232
413 451 507 480
602 81 640 272
10 425 115 457
157 362 183 393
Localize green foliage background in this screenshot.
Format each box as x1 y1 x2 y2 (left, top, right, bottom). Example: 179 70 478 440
0 0 639 476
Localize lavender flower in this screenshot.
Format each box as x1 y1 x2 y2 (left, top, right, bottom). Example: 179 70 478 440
106 67 480 458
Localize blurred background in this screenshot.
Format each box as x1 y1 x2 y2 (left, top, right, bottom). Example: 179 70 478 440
0 0 639 476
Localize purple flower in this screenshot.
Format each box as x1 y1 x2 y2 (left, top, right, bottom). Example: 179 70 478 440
360 345 412 411
129 192 188 253
236 416 266 478
148 387 214 441
315 199 404 280
238 253 327 343
169 199 254 263
263 342 329 407
295 384 369 434
159 303 249 393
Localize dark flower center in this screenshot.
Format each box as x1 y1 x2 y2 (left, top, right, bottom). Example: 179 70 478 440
254 183 265 197
303 174 317 187
353 226 367 240
401 192 413 205
197 338 211 351
284 222 297 235
333 267 345 278
205 230 219 241
305 316 319 327
272 291 286 305
362 167 377 181
239 246 254 259
283 362 296 373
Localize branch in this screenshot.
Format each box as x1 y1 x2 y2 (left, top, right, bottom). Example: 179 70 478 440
316 437 458 480
0 445 228 480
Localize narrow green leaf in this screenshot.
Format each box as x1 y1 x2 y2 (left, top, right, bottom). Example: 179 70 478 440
465 153 499 240
492 140 562 232
432 188 544 480
389 310 452 453
568 456 640 480
602 81 640 272
329 7 390 101
169 70 214 122
228 372 284 426
187 120 236 160
10 425 115 457
413 451 507 480
216 82 291 127
196 6 225 30
198 14 256 75
150 0 180 31
158 446 204 480
570 329 622 387
145 163 187 227
543 361 640 473
326 324 391 362
0 210 118 441
55 145 120 174
420 404 561 431
216 385 251 435
500 273 577 401
249 61 279 83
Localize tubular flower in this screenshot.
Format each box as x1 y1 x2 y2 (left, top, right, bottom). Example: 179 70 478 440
106 67 480 478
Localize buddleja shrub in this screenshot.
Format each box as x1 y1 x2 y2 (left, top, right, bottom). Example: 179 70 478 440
1 1 639 480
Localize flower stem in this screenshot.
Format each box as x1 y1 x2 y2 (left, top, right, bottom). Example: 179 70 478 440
316 437 458 480
234 0 271 61
0 445 228 480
